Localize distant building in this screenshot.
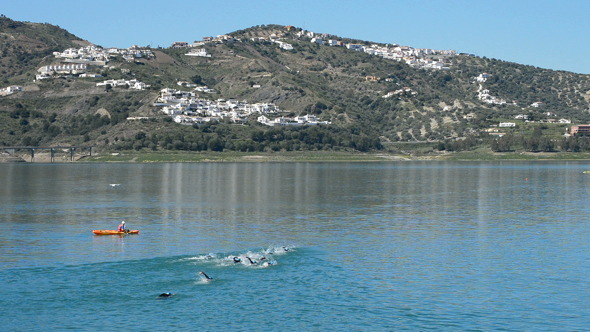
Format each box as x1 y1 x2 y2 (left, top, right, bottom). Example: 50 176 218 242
0 85 22 96
571 125 590 136
185 48 211 57
499 122 516 127
311 37 324 45
171 42 189 48
346 44 364 51
476 73 491 82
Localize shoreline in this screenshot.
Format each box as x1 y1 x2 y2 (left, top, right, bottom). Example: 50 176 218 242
4 150 590 163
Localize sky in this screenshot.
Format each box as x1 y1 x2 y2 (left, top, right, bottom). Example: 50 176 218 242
3 0 590 74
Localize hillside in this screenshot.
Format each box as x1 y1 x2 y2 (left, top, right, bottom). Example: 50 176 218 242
1 18 590 156
0 15 87 82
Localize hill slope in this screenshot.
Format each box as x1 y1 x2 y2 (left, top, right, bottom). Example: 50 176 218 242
1 19 590 154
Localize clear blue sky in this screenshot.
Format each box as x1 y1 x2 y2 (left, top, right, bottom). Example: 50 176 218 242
3 0 590 74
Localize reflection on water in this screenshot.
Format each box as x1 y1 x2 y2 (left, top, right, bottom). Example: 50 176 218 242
2 161 590 330
2 161 590 267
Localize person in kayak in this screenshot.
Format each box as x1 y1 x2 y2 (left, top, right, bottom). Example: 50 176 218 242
118 221 126 232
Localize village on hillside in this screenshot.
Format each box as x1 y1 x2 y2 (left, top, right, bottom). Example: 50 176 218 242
34 44 154 83
0 25 581 136
174 27 457 71
154 88 330 126
473 72 572 136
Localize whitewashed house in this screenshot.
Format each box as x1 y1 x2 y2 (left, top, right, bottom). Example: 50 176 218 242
499 122 516 127
476 73 491 82
185 49 211 57
257 115 271 125
311 37 324 45
346 44 364 51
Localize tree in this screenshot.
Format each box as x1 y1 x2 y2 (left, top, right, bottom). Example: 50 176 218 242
191 75 204 85
208 137 224 151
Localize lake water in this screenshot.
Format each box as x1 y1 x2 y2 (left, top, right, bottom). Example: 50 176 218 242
1 161 590 331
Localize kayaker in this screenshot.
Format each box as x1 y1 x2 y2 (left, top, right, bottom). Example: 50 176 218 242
118 221 126 232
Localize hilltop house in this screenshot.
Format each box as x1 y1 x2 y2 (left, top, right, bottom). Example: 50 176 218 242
171 42 189 48
346 44 364 51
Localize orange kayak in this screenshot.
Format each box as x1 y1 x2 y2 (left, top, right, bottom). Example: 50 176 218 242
93 230 139 235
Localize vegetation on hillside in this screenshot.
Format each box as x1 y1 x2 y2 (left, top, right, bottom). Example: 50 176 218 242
1 18 590 156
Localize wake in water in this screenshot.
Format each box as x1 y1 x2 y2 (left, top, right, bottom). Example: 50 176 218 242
196 271 214 283
172 246 296 288
182 245 295 269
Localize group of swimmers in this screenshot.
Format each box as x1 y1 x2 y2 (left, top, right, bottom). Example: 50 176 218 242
158 246 293 298
199 246 291 267
231 254 274 267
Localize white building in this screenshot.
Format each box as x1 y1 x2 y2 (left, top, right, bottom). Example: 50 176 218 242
499 122 516 127
346 44 364 51
96 79 150 90
0 85 23 96
185 49 211 57
38 64 87 75
279 42 293 50
476 73 491 82
311 37 324 45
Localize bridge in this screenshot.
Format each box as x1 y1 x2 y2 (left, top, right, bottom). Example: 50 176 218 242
0 146 95 162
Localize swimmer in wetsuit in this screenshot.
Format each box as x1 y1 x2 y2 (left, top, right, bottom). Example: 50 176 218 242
199 271 213 281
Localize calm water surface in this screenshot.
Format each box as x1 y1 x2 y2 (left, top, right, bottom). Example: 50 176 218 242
1 162 590 331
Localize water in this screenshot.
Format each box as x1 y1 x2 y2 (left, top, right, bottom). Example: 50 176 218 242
1 161 590 331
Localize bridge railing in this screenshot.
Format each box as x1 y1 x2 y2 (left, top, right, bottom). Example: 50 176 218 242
0 146 95 162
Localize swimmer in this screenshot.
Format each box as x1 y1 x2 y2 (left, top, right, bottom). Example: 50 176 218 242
246 256 257 265
199 271 213 281
233 256 241 263
158 292 173 298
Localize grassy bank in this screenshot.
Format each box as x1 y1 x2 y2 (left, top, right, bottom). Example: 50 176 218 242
78 149 590 163
83 151 404 162
443 150 590 161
